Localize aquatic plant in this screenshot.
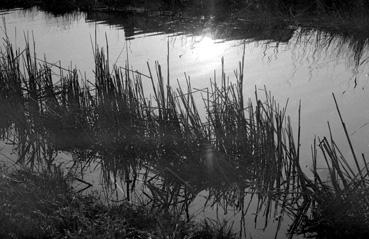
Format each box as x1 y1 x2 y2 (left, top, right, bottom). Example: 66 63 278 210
288 94 369 239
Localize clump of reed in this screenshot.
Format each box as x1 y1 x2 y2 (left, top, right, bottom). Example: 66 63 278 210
289 93 369 239
67 41 369 238
0 37 24 139
0 34 48 168
0 32 94 169
0 32 309 237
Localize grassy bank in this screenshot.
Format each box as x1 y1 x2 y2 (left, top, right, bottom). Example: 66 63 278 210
0 165 237 239
2 0 369 19
2 0 369 56
3 0 368 13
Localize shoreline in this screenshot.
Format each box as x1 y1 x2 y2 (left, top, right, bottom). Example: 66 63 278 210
1 3 369 46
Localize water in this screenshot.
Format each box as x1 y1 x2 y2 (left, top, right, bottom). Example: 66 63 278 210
1 7 369 238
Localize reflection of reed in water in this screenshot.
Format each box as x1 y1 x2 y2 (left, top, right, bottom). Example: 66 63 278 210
202 143 235 183
292 27 369 73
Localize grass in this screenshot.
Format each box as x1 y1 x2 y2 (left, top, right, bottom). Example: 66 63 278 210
288 94 369 239
0 164 239 239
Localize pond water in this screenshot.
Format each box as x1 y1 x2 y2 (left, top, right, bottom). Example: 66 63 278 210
1 7 369 239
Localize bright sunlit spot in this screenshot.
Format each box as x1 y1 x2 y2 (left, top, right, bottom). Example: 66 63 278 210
191 35 226 61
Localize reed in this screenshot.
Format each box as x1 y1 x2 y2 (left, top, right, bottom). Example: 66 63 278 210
288 94 369 238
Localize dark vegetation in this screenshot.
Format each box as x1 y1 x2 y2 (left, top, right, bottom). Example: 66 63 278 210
288 95 369 239
0 165 238 239
1 0 369 17
0 0 93 13
2 0 369 59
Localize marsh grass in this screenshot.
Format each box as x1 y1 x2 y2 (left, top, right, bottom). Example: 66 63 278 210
288 94 369 239
0 164 243 239
2 25 369 238
0 30 309 237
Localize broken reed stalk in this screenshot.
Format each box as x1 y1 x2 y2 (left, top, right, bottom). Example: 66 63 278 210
332 93 363 180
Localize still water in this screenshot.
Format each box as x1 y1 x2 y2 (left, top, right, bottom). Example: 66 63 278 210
1 7 369 238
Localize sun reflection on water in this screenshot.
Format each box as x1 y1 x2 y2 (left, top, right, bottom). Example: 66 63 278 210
190 35 227 61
